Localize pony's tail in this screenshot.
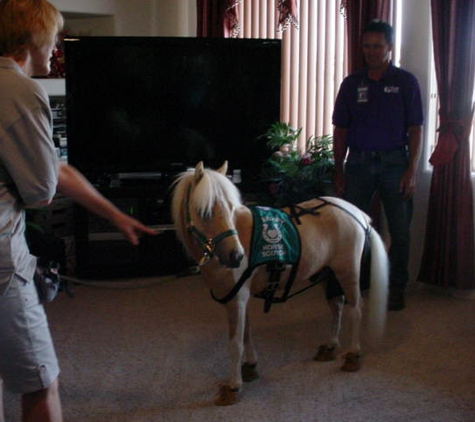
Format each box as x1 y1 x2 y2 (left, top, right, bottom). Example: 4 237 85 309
367 226 389 340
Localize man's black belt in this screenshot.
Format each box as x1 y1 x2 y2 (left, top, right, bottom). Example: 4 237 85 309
349 145 407 159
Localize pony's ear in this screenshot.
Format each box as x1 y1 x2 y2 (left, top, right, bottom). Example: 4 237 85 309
194 161 205 183
217 161 228 175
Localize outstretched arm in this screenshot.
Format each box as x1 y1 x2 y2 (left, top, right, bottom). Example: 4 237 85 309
57 163 156 245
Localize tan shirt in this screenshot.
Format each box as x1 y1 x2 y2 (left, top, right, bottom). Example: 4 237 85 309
0 57 58 293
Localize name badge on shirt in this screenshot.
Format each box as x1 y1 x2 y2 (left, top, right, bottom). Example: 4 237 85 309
384 86 400 94
357 86 368 103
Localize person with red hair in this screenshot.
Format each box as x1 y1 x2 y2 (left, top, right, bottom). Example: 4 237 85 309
0 1 155 420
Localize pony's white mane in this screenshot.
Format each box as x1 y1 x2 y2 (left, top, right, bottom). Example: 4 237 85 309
193 169 242 217
171 166 242 240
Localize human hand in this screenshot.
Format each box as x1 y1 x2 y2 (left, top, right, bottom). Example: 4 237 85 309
334 171 346 197
399 168 416 199
110 212 158 246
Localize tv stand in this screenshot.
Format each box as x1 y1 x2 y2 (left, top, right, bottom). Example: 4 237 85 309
73 180 192 279
117 172 163 180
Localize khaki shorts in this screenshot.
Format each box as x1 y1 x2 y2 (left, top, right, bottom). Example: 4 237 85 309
0 273 59 394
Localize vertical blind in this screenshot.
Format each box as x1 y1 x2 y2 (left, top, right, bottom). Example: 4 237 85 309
237 0 347 151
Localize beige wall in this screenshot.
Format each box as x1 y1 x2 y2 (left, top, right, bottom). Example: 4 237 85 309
114 0 196 37
50 0 117 15
152 0 196 36
50 0 196 37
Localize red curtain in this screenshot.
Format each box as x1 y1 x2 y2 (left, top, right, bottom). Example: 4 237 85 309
418 0 475 290
340 0 391 73
277 0 299 31
196 0 240 37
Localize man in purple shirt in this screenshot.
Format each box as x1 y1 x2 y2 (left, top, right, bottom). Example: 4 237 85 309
332 20 423 311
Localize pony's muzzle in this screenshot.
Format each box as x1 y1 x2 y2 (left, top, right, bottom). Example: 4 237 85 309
230 249 244 267
221 249 244 268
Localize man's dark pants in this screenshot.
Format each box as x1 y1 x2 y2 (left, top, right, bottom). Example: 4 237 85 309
344 147 412 294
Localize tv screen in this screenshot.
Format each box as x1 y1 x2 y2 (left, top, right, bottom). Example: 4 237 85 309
64 36 281 184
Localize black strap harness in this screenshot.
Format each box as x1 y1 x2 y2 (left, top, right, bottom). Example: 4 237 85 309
210 198 371 313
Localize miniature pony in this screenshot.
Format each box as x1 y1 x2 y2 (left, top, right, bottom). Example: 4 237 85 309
171 161 388 405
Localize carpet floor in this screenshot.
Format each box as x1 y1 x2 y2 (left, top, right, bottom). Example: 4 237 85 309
3 274 475 422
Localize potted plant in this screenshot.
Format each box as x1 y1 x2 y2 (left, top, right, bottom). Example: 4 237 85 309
259 122 334 206
261 121 302 153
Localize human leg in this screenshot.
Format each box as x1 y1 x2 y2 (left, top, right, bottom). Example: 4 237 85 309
344 152 378 213
0 274 61 420
383 199 412 310
22 378 62 422
0 379 4 422
383 197 412 288
379 150 413 310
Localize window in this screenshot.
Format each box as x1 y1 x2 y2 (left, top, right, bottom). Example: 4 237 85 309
237 0 346 151
236 0 401 152
471 94 475 172
425 40 439 168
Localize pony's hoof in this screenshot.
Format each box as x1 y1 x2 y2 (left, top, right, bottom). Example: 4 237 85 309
242 362 259 382
214 385 240 406
314 345 337 362
341 352 361 372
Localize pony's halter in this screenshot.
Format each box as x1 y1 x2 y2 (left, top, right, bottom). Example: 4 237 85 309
185 184 238 266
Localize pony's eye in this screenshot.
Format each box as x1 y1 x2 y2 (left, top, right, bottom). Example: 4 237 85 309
202 211 213 221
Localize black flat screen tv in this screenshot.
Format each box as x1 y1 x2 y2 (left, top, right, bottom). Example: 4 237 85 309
64 36 281 185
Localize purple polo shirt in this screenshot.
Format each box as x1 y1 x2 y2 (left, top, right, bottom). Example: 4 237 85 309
332 63 423 151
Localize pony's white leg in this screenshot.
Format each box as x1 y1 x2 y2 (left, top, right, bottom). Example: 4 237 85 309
242 313 259 382
225 299 247 391
346 295 363 355
330 264 364 371
243 313 257 365
315 295 344 362
328 295 345 349
215 290 249 406
341 292 363 372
